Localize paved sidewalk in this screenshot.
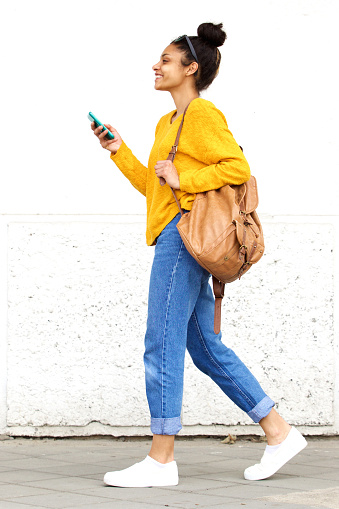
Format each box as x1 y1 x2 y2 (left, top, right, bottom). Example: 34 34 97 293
0 435 338 509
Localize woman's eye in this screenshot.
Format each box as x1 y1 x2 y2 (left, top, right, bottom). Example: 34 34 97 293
162 60 168 63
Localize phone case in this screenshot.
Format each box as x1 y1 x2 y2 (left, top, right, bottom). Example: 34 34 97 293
88 112 114 140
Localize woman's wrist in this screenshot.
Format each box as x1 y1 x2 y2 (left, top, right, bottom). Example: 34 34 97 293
109 141 123 155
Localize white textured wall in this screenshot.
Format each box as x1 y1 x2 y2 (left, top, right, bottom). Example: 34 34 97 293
1 214 337 437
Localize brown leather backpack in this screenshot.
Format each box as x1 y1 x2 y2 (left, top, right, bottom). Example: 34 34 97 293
162 106 265 334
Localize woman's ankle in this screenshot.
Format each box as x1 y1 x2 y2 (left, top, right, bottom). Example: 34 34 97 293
149 434 175 464
265 424 291 445
148 452 174 464
259 409 292 445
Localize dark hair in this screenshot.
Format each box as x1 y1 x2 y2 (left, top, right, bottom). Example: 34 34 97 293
171 22 227 92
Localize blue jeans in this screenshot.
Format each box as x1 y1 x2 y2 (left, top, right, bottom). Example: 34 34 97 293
144 213 274 435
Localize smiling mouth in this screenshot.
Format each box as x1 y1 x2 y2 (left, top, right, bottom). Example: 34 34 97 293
155 75 163 80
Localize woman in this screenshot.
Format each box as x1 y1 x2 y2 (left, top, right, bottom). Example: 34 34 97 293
91 22 307 487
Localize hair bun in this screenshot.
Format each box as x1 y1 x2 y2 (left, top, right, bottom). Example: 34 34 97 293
197 22 226 47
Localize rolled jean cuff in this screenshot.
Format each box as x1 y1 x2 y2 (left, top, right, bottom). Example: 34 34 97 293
247 396 275 423
151 417 182 435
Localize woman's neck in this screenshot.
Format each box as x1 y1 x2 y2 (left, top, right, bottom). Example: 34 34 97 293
171 89 199 118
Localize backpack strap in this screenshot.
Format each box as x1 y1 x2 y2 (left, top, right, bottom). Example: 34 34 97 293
212 277 225 334
159 106 190 216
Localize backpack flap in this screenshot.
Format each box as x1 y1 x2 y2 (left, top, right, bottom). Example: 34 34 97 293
231 184 246 208
242 176 259 214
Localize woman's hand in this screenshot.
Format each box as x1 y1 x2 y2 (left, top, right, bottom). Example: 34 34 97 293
91 122 122 154
154 160 180 189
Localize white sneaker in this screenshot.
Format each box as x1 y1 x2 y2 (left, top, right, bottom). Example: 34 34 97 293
244 427 307 481
104 455 179 487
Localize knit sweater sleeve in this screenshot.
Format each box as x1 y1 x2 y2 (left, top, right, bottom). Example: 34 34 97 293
110 141 147 197
178 101 251 194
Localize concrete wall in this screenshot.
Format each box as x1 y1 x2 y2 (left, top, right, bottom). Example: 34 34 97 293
1 214 338 437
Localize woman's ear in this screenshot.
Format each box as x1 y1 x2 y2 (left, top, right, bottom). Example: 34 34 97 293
186 62 198 76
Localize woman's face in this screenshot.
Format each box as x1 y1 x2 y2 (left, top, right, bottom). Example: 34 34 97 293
152 44 189 92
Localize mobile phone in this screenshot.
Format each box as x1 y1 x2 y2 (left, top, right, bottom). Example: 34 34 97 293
88 112 114 140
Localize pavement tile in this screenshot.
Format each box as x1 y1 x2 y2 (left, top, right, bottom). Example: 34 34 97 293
291 452 339 463
216 445 268 460
0 457 73 470
193 465 339 490
259 486 339 509
197 503 282 509
65 502 173 509
0 502 51 509
0 483 61 496
0 451 32 461
0 466 17 473
220 503 318 509
245 473 339 491
0 483 56 499
176 451 230 464
77 485 180 502
302 469 339 481
155 475 232 492
22 476 100 492
85 457 147 471
290 448 339 462
1 444 58 454
190 457 310 483
270 462 334 478
138 490 234 508
179 458 248 477
192 470 250 483
274 460 337 478
0 441 144 457
304 444 339 452
41 452 120 464
68 481 233 500
34 463 106 477
206 483 299 500
71 471 104 481
0 470 65 483
306 440 339 449
300 457 339 469
3 491 112 509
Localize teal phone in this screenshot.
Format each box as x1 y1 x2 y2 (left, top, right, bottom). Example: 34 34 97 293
88 112 114 140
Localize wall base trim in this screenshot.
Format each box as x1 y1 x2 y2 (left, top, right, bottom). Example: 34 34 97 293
2 423 338 438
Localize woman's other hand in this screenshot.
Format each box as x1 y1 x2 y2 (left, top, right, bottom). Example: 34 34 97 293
91 122 122 154
154 160 180 189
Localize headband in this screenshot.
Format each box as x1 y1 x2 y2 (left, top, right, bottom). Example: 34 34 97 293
174 35 199 64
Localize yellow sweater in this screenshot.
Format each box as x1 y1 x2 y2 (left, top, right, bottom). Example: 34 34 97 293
111 98 250 246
